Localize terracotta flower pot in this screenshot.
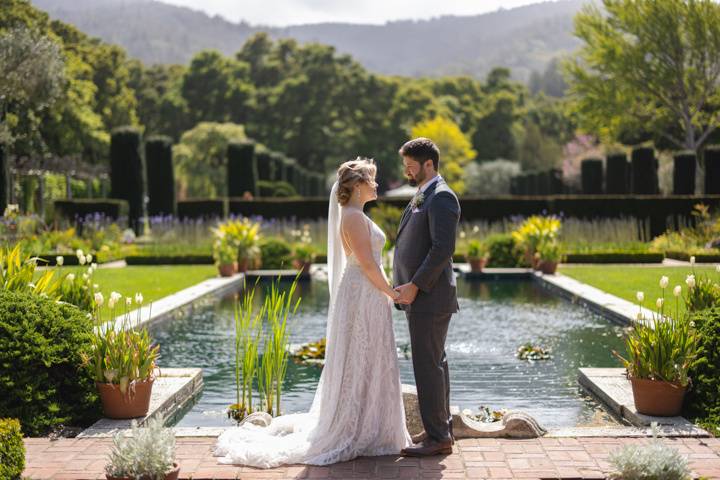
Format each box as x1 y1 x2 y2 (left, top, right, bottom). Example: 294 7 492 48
236 258 250 273
539 260 558 274
293 260 312 275
96 378 154 419
106 463 180 480
630 377 687 416
218 263 236 277
468 258 487 273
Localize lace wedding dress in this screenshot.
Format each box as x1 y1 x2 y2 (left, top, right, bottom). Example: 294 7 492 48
214 183 411 468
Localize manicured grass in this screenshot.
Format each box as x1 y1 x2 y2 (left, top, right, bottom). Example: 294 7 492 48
560 264 720 318
43 265 218 305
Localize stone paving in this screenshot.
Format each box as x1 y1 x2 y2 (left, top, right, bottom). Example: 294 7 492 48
23 436 720 479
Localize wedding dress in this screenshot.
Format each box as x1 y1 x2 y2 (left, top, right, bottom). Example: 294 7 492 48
214 182 411 468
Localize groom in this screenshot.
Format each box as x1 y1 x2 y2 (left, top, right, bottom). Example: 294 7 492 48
393 137 460 457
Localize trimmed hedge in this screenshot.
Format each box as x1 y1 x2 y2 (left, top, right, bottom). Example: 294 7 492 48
255 181 297 198
110 126 145 233
125 254 213 265
664 250 720 263
36 251 123 266
606 153 629 194
145 135 176 216
259 238 293 269
255 150 274 182
686 306 720 436
227 141 257 198
673 151 696 195
563 252 664 263
0 145 8 215
269 152 285 182
284 158 298 187
631 147 658 194
54 199 128 222
0 418 24 480
177 199 227 219
581 158 603 194
706 146 720 194
0 290 100 436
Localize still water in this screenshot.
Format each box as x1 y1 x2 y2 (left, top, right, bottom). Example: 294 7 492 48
151 278 627 429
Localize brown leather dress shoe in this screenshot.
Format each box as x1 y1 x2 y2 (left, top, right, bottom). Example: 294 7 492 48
401 439 453 457
411 431 428 444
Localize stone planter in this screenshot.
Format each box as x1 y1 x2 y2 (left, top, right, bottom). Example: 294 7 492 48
236 258 250 273
96 378 154 419
468 258 487 273
630 377 687 416
106 462 180 480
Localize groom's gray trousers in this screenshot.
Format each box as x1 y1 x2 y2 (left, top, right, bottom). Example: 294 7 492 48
406 311 452 442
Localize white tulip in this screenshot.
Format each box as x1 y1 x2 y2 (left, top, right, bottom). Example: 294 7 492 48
65 274 75 282
686 274 696 289
126 297 132 306
91 263 97 270
82 273 89 281
135 293 144 305
108 297 117 310
78 254 86 265
659 276 669 289
636 291 644 302
86 254 93 263
56 256 64 266
636 312 644 321
673 285 682 297
110 292 122 304
75 249 84 258
690 256 696 265
94 292 104 306
93 284 99 290
656 298 664 309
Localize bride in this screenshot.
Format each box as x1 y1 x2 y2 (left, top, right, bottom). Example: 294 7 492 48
214 158 412 468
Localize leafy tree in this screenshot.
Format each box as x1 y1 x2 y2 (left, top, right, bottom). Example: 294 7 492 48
173 122 247 198
517 121 563 171
410 116 476 194
473 91 520 161
465 159 521 195
566 0 720 158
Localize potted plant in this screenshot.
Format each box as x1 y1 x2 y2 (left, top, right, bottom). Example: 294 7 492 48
466 240 488 272
536 240 562 274
105 416 179 480
511 215 561 269
212 234 238 277
292 244 316 275
215 219 261 273
613 279 701 416
86 292 160 419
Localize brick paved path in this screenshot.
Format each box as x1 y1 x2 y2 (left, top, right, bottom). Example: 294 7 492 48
23 436 720 479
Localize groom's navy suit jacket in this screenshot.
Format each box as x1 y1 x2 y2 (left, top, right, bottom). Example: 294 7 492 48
393 177 460 314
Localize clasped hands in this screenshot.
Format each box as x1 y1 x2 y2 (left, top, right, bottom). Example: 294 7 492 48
392 282 419 305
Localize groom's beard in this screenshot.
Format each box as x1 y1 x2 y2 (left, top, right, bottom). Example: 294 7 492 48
407 169 426 187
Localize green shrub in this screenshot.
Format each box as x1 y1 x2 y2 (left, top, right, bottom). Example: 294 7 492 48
0 291 100 436
686 306 720 436
485 234 521 267
260 238 292 269
684 274 720 313
257 181 297 198
0 418 24 480
673 151 696 195
227 141 257 198
110 127 145 233
630 147 658 194
605 153 629 194
145 135 176 216
581 158 603 194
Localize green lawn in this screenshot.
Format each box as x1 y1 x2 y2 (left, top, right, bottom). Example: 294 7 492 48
44 265 218 305
560 264 719 317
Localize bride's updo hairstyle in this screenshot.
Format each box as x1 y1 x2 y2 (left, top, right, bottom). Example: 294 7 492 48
336 157 376 206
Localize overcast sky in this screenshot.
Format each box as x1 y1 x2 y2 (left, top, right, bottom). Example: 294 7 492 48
159 0 547 26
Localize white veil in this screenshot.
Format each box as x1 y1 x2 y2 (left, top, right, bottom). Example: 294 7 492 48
326 181 346 308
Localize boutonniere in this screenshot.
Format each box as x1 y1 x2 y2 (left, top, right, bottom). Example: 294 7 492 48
411 192 425 209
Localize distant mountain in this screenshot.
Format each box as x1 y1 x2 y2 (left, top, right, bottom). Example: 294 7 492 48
31 0 586 80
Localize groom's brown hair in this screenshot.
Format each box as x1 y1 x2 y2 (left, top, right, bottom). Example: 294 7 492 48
399 138 440 170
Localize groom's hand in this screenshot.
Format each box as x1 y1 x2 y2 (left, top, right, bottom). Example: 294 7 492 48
395 282 419 305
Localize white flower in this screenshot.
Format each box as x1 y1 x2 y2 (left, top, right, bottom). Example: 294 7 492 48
65 274 75 282
110 292 122 303
472 225 480 233
636 291 644 302
135 293 144 305
462 408 473 417
75 249 84 258
94 292 104 307
656 298 664 309
93 284 99 290
91 262 97 270
108 297 117 310
459 231 466 239
673 285 682 297
690 321 696 328
686 274 696 289
82 273 89 281
78 254 86 265
690 256 695 265
126 297 132 306
86 254 93 263
56 256 64 266
636 312 644 321
27 282 36 289
659 276 669 289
